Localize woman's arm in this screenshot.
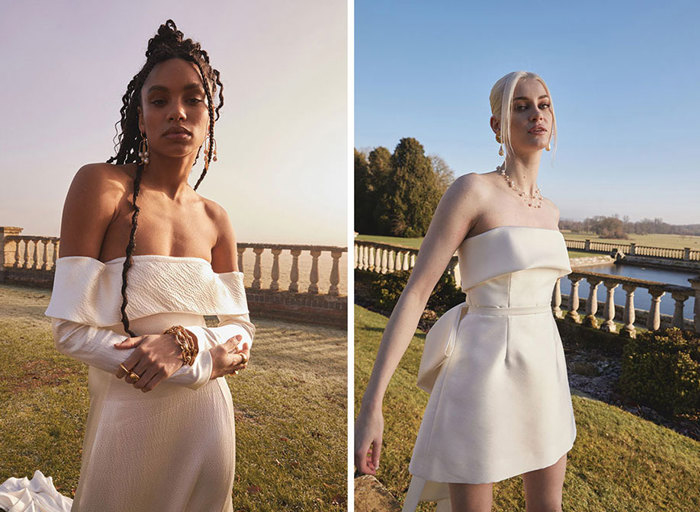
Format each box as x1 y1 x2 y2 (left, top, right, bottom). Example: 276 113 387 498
354 173 485 474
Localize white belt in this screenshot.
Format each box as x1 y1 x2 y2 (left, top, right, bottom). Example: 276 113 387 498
465 304 552 316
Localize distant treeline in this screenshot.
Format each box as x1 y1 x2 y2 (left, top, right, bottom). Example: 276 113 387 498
355 137 454 237
560 216 700 238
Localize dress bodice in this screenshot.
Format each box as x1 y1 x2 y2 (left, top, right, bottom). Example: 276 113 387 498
456 226 571 309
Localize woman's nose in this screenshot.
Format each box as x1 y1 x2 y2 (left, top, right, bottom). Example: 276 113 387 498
168 100 186 121
530 107 544 121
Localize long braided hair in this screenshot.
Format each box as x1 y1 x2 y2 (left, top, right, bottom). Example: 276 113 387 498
108 20 224 337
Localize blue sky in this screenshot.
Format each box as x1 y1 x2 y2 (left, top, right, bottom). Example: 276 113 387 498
0 0 347 244
355 0 700 225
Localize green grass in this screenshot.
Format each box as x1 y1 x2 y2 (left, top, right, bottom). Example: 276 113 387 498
354 305 700 511
0 284 347 511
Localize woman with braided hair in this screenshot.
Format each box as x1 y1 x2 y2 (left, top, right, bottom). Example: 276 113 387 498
0 20 254 512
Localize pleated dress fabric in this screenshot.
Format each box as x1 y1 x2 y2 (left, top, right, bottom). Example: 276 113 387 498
0 255 252 512
403 226 577 512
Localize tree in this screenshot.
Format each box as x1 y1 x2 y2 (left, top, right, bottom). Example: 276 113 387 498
354 149 372 233
428 154 455 196
375 138 441 237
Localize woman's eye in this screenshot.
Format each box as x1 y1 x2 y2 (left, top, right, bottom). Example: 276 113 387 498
540 103 551 109
188 98 204 104
515 104 528 111
151 99 166 106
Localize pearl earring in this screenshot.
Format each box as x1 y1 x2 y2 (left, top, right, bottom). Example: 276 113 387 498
138 135 150 165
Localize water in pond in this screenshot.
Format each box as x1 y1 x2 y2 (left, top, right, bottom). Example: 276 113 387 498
559 262 698 319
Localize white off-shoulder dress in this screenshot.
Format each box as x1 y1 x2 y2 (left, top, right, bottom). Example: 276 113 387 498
403 226 577 512
0 255 254 512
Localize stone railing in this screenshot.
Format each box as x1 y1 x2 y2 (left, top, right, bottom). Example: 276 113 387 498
353 240 699 334
354 240 459 281
237 243 346 296
555 270 697 335
1 227 347 328
565 238 700 261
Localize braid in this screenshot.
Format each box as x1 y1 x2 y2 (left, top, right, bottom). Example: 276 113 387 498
119 163 144 337
109 19 224 336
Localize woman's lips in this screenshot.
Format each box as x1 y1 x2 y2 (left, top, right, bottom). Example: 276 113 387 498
529 127 547 134
164 132 192 141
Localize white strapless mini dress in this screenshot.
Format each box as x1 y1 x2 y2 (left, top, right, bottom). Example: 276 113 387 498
404 226 577 511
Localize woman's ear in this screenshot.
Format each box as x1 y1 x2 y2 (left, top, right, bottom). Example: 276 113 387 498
490 116 500 135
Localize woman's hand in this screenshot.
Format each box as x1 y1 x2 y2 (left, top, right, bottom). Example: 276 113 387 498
114 333 185 392
354 405 384 475
209 335 250 379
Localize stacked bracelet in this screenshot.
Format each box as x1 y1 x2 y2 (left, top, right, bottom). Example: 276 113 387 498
163 325 199 366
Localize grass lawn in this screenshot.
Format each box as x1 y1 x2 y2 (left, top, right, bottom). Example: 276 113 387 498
354 305 700 512
0 284 347 511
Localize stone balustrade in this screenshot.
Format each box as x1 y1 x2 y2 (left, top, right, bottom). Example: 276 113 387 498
237 243 346 296
353 239 699 334
1 227 347 327
354 240 459 281
558 270 696 335
565 238 700 261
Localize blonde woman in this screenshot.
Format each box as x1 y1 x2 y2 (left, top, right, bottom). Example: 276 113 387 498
355 71 576 512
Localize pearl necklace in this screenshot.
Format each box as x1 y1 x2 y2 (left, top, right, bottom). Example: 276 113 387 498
497 163 543 208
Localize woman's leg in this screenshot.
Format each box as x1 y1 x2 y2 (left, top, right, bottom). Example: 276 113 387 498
447 482 493 512
521 453 567 512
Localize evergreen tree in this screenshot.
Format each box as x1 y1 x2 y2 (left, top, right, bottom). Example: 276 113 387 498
354 149 372 233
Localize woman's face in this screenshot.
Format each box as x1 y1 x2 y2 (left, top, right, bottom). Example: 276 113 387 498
504 77 553 156
138 58 210 161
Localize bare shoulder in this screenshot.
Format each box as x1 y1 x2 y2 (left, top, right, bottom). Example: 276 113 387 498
200 196 238 273
542 196 560 223
60 163 134 258
441 171 495 211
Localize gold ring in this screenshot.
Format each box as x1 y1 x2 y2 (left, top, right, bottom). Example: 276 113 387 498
129 371 141 381
120 363 130 374
240 353 248 365
233 370 239 375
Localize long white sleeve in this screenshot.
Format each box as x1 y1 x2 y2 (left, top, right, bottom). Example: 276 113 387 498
51 313 255 390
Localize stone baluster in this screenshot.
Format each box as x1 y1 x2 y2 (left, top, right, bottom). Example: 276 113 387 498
567 276 582 323
388 249 395 273
237 247 245 274
329 250 343 296
354 244 359 269
629 243 636 255
289 249 301 292
53 240 60 268
646 287 666 331
41 240 49 270
690 278 700 334
14 240 22 268
600 281 619 332
621 284 637 338
252 248 264 290
368 246 376 272
380 248 388 274
671 291 689 329
270 248 282 291
552 277 563 319
583 277 602 328
410 253 416 267
308 250 321 294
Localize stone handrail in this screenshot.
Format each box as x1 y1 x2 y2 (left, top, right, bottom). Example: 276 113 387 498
565 238 700 261
555 270 697 335
237 243 346 296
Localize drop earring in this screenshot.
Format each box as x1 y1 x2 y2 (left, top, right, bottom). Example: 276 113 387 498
495 132 504 157
203 136 218 171
138 134 150 165
545 142 551 151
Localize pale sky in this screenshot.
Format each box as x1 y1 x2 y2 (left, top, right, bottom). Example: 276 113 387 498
0 0 347 245
356 0 700 226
